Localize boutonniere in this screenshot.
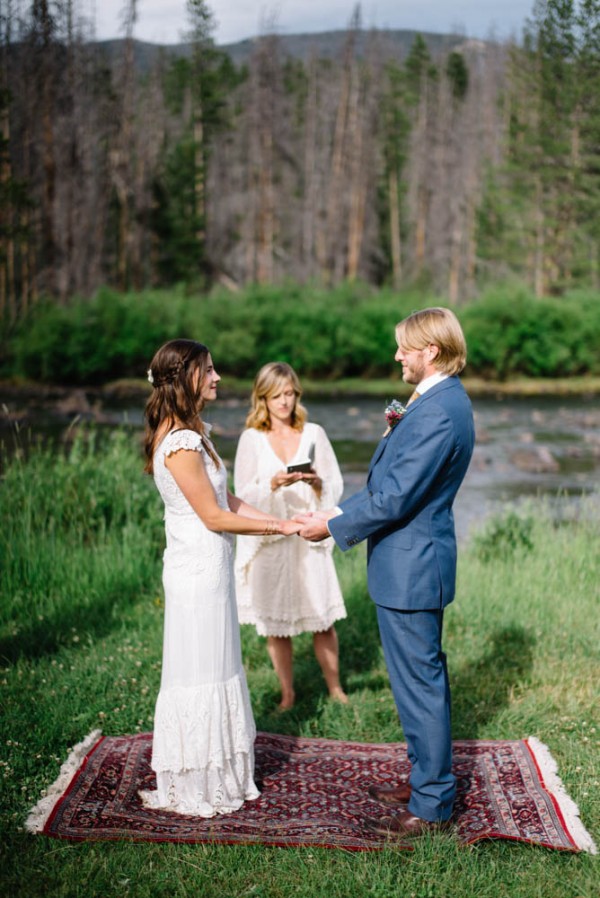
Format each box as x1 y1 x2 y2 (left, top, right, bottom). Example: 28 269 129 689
383 399 407 436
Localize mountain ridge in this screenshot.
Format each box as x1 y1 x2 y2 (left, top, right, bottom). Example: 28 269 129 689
93 27 491 72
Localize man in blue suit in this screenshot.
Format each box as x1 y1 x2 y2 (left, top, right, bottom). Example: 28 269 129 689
297 307 475 838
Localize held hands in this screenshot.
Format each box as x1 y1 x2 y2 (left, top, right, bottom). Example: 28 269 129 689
279 519 303 536
292 510 336 542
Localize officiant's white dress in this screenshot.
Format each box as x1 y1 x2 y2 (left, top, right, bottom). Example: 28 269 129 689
139 428 259 816
234 422 346 637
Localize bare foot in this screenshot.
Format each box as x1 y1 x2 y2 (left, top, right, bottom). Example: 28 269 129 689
277 692 295 712
329 687 349 704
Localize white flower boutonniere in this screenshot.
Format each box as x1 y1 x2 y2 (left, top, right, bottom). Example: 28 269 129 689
383 399 407 436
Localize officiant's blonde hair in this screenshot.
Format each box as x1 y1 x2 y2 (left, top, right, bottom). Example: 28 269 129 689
396 307 467 375
246 362 308 432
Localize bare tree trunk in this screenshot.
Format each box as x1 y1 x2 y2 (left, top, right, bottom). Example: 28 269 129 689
111 0 137 290
534 175 545 297
464 191 478 298
415 186 428 274
323 22 357 282
412 85 430 277
388 166 402 287
301 55 318 273
346 68 364 281
257 122 274 283
447 215 463 304
33 0 57 296
194 116 204 246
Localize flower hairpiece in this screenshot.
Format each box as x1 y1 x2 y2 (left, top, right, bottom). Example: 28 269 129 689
384 399 406 434
147 368 154 385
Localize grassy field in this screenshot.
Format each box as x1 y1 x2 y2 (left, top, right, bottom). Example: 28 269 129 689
0 429 598 897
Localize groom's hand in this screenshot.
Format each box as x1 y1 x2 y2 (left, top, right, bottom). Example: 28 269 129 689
293 510 336 542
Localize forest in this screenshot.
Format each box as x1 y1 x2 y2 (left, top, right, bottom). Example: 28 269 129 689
1 0 600 321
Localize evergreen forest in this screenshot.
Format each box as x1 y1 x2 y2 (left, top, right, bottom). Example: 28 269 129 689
1 0 600 320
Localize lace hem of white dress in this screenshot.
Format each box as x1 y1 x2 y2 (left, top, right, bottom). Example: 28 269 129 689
139 754 260 817
150 674 256 773
237 606 347 638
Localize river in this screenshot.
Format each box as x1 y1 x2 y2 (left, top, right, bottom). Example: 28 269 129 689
1 388 599 542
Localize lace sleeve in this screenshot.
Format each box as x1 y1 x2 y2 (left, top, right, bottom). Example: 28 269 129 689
312 424 344 508
163 429 203 458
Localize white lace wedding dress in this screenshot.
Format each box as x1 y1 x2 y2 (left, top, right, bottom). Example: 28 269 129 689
139 428 259 816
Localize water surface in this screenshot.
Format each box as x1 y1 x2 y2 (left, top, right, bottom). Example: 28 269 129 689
2 389 598 541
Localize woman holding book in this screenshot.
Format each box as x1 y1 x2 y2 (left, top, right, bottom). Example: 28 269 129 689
234 362 347 710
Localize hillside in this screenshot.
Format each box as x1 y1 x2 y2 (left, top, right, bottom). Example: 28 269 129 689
93 27 483 72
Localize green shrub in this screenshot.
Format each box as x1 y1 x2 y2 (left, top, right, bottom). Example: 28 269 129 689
472 509 535 562
461 286 600 379
3 282 599 384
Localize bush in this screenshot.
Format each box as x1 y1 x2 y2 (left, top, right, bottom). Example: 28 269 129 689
461 286 600 379
472 509 535 562
3 282 599 384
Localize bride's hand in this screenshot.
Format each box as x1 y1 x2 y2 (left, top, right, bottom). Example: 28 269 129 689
280 519 303 536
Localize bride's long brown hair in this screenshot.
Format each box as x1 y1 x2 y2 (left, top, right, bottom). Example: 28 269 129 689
143 339 220 473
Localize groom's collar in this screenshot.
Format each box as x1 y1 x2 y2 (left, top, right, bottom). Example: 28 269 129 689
415 371 449 396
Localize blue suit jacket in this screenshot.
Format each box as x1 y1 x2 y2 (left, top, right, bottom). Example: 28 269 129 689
328 377 475 610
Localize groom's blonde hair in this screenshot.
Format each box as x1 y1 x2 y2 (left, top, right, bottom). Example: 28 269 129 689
396 307 467 375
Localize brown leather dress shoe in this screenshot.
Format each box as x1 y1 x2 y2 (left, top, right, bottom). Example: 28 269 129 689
367 782 411 805
365 808 452 839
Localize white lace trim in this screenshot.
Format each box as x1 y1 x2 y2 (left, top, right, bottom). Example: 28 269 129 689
25 729 102 833
237 606 347 637
139 754 260 817
150 674 256 773
526 737 597 854
162 429 203 458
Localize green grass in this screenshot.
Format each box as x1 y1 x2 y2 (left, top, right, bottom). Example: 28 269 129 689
0 429 598 897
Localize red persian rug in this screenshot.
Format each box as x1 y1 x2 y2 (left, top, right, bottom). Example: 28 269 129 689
26 730 596 853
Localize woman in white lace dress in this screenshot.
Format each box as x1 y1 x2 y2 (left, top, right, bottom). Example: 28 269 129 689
234 362 347 711
139 340 300 817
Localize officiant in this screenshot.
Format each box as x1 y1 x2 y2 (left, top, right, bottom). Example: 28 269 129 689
233 361 348 711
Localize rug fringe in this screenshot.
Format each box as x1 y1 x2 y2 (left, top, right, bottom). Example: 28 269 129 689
526 736 597 855
25 729 102 834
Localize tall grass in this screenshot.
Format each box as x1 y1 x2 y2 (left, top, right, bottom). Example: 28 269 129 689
0 430 598 897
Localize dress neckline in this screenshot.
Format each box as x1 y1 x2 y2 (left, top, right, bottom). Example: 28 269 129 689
262 425 306 467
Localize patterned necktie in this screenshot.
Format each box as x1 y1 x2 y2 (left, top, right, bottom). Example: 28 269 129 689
407 390 420 406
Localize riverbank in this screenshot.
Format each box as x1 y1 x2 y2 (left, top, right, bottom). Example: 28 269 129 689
2 374 600 405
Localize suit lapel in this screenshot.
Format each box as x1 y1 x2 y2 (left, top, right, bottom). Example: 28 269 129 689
368 435 389 473
367 378 460 475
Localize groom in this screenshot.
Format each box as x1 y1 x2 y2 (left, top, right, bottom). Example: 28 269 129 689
297 307 475 837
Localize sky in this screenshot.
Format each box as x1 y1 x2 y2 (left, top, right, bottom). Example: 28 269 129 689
89 1 535 46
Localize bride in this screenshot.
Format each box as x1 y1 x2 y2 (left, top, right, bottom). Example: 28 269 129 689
139 339 300 816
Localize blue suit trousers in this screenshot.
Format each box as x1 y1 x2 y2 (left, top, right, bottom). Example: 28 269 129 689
375 605 455 822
